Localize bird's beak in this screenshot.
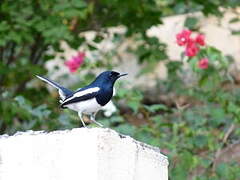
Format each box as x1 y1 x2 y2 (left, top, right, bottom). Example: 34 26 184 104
118 73 128 78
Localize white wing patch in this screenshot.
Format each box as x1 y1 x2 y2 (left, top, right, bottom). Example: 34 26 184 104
58 89 65 100
74 87 100 98
63 87 100 103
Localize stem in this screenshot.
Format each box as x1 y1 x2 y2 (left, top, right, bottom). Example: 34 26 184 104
16 44 26 59
32 46 45 64
222 123 235 144
30 33 43 64
2 42 11 64
0 47 4 61
6 42 16 65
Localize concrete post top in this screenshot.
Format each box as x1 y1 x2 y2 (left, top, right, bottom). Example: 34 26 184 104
0 128 168 180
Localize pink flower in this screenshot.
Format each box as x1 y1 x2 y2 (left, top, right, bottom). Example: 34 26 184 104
176 29 192 46
195 34 205 46
198 58 209 69
64 52 85 73
185 38 199 57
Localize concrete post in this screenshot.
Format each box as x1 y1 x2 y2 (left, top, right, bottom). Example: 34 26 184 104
0 128 168 180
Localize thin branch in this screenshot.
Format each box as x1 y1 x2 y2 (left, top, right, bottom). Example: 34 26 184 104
223 123 235 144
30 33 42 64
6 42 16 65
0 47 4 62
33 45 47 65
16 44 26 59
212 123 236 171
2 42 12 64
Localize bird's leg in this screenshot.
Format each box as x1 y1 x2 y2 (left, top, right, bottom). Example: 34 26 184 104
90 113 103 127
78 112 86 127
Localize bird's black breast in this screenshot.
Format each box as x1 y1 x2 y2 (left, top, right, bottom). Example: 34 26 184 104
95 88 113 106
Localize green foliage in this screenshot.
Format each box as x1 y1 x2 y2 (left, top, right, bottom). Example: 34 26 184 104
215 162 240 180
1 0 240 179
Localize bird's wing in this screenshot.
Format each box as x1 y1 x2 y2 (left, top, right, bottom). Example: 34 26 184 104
36 75 73 100
61 87 100 107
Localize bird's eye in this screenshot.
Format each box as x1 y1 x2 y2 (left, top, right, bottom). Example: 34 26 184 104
109 71 119 78
110 72 115 77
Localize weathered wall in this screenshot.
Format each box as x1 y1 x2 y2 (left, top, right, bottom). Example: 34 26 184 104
0 128 168 180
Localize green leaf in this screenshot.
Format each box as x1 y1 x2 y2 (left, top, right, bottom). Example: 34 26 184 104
71 0 87 8
173 2 187 14
229 17 240 23
231 30 240 35
31 104 51 119
193 135 208 148
184 17 199 29
216 163 229 177
109 116 124 123
114 124 136 137
58 114 72 126
14 96 26 106
144 104 168 113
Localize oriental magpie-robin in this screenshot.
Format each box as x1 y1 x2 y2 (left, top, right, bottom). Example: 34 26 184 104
36 71 127 127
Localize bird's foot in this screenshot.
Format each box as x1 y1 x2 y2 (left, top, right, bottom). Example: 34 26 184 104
89 113 103 127
78 112 86 127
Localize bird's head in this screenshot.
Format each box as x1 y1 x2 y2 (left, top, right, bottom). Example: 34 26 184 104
94 71 127 86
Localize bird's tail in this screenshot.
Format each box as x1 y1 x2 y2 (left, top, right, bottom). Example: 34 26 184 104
36 75 73 100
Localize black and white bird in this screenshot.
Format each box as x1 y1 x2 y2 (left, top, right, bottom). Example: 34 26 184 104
36 71 127 127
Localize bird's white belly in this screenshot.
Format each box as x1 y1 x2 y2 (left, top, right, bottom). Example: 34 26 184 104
65 98 102 115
